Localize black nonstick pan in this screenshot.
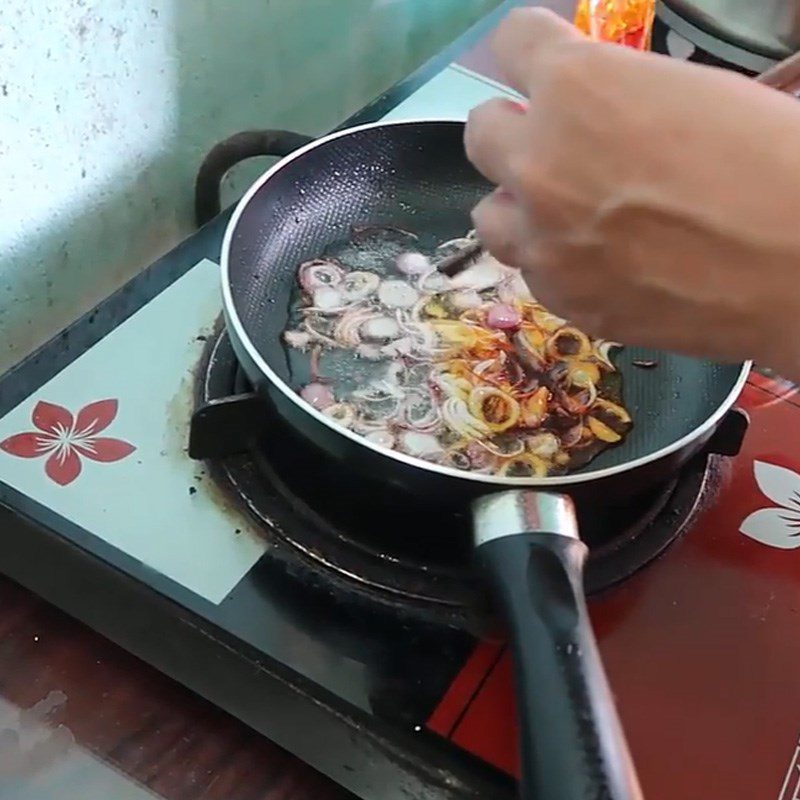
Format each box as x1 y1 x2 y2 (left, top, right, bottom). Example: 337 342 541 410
218 120 749 800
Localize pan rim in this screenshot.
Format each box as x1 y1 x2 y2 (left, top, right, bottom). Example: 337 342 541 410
220 118 752 487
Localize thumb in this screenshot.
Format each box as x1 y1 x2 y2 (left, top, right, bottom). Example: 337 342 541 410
492 7 583 97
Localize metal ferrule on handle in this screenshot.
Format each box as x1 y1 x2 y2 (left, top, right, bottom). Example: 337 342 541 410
473 492 579 546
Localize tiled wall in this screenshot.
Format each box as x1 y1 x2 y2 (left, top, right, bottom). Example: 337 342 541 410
0 0 501 372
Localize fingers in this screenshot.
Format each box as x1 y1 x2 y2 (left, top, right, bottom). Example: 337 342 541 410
465 9 586 192
492 8 582 97
464 97 529 188
471 188 535 268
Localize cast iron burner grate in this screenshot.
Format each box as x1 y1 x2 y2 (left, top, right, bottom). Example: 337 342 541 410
190 323 746 634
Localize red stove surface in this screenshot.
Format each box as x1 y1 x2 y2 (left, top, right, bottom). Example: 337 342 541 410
429 372 800 799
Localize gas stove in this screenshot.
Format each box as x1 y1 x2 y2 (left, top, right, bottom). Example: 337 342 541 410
1 3 800 799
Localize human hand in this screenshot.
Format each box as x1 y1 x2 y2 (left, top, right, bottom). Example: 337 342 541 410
465 8 800 380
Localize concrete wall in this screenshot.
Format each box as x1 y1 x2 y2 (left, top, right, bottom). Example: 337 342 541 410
0 0 500 372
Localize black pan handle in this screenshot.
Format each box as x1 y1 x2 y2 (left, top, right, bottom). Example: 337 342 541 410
707 407 750 457
195 130 315 227
474 491 643 800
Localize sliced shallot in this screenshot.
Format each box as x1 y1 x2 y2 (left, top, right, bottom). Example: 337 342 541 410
360 316 401 342
594 340 623 370
520 387 550 428
498 453 548 478
366 429 396 449
401 389 440 430
498 273 532 304
486 303 522 330
464 440 494 471
283 226 631 477
303 315 338 347
381 337 413 358
341 270 380 304
529 306 567 332
442 397 491 440
449 254 506 292
396 252 431 276
298 259 344 293
437 229 478 251
398 431 443 459
378 280 420 309
312 285 345 311
527 432 561 458
476 436 525 458
301 382 335 410
417 269 452 295
334 308 377 347
468 386 520 433
356 343 383 361
449 290 482 311
323 403 356 429
283 330 312 350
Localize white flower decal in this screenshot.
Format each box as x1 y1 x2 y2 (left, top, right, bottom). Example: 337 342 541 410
740 461 800 549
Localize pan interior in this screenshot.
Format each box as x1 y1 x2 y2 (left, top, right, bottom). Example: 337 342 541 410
226 121 745 477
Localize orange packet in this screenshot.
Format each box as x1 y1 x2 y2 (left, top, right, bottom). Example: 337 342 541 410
574 0 656 50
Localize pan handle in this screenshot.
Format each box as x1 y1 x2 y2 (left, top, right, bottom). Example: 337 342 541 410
474 491 643 800
195 130 315 226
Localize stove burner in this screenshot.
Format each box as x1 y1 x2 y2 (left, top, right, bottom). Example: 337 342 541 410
191 324 743 633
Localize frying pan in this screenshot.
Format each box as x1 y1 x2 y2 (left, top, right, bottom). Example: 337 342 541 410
218 119 749 800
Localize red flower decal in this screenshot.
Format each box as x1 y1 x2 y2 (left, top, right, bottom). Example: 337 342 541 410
0 399 136 486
